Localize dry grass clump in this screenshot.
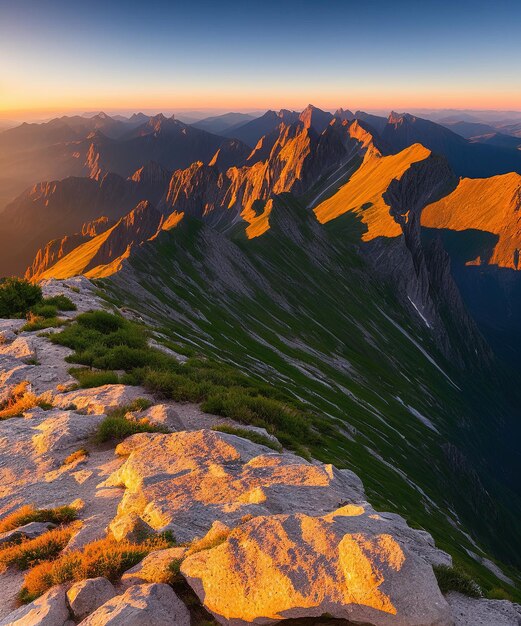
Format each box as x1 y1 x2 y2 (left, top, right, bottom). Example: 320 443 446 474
20 535 171 603
0 504 78 534
0 382 53 420
0 524 78 570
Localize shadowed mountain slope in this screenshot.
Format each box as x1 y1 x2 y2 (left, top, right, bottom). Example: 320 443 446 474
223 109 299 146
0 162 171 276
191 112 256 134
381 112 521 178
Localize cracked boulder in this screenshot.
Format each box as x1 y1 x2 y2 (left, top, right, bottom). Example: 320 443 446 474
182 507 452 626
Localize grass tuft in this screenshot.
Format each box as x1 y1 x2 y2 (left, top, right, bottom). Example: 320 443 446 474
19 535 170 603
95 401 167 443
0 382 53 420
42 294 76 311
0 525 77 570
68 367 119 389
433 565 482 598
0 505 78 534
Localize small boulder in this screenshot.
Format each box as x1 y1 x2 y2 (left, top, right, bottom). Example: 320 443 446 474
121 547 186 587
67 577 116 621
182 507 452 626
0 336 35 360
0 586 70 626
77 583 190 626
447 591 521 625
0 521 56 546
131 404 183 430
108 513 154 542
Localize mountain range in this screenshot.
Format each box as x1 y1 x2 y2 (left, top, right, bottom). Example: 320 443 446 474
2 104 521 599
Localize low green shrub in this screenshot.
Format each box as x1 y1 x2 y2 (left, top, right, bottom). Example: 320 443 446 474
75 310 126 333
433 565 482 597
95 402 168 443
486 587 513 601
0 278 42 318
43 294 76 311
21 316 63 332
202 390 311 439
69 368 119 388
31 304 58 319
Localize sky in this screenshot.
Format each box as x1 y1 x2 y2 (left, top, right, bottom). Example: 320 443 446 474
1 0 520 120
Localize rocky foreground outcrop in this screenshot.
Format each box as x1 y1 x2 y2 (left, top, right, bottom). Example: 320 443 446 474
0 278 519 625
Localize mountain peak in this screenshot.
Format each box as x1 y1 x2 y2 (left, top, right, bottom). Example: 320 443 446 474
334 107 354 121
388 111 416 125
299 104 333 133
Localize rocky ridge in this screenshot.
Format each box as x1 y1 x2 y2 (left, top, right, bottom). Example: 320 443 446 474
0 278 519 624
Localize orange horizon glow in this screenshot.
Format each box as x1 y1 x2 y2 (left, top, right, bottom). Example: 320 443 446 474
1 86 520 122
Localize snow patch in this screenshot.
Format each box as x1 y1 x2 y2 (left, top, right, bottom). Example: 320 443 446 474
407 296 431 329
396 396 440 434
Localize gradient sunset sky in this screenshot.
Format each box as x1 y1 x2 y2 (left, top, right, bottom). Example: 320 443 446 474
1 0 520 119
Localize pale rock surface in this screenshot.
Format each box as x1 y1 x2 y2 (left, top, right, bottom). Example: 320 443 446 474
0 331 76 398
0 586 70 626
77 583 190 626
108 512 154 542
182 507 452 626
67 577 117 621
0 570 25 620
41 277 105 315
121 547 186 587
447 592 521 626
128 403 184 430
0 318 25 339
0 336 36 360
0 410 104 502
54 385 154 415
0 521 56 546
106 429 368 542
0 409 123 554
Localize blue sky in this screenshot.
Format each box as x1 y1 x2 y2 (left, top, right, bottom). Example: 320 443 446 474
0 0 520 118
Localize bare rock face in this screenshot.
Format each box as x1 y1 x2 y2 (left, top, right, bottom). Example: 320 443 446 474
77 583 190 626
67 578 117 621
108 512 154 542
54 385 154 415
0 409 104 500
182 508 452 626
121 547 186 587
128 403 184 430
0 585 70 626
106 429 367 542
0 521 56 546
447 592 521 626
